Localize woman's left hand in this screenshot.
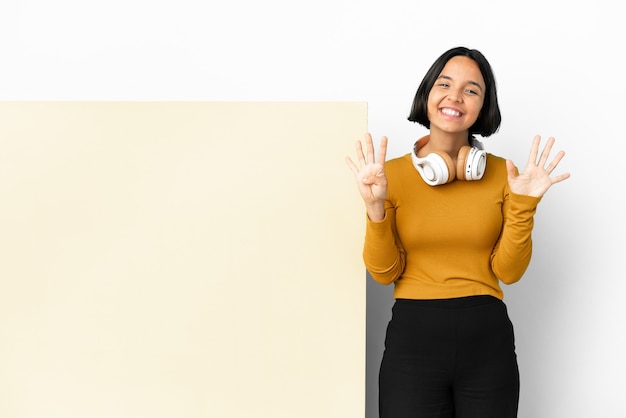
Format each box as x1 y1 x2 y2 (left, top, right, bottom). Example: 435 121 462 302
506 135 571 197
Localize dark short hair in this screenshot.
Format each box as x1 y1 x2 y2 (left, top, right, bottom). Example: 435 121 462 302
407 46 502 137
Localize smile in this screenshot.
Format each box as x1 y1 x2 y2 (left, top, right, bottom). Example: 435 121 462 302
440 108 461 117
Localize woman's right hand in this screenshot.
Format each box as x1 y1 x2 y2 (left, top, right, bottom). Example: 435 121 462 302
345 133 388 222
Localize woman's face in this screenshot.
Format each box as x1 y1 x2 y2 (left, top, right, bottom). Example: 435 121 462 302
427 56 485 135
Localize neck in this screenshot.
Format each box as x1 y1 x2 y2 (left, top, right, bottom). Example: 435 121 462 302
420 129 470 156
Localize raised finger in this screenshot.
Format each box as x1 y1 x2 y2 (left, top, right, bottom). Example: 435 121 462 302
355 139 366 166
551 171 571 184
546 150 566 173
345 156 359 175
537 136 556 167
364 133 376 164
377 136 388 166
527 135 541 166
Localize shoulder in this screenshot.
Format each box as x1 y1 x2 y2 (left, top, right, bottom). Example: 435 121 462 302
486 153 507 168
481 153 510 186
385 153 414 173
384 153 421 190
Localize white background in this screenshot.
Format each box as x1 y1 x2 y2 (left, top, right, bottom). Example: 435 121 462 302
1 1 624 417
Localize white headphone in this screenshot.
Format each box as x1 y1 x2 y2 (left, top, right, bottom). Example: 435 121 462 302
411 135 487 186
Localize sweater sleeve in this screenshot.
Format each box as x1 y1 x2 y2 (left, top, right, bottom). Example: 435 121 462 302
491 191 541 284
362 204 407 285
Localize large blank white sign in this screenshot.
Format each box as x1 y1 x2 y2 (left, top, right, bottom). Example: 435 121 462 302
0 102 367 418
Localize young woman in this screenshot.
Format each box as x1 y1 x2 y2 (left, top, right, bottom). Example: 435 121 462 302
345 46 570 417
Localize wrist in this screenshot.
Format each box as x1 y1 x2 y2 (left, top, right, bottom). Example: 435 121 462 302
365 202 385 222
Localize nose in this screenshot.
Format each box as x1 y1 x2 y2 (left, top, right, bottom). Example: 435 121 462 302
447 88 463 103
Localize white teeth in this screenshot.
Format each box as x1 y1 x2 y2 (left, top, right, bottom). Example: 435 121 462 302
441 108 460 117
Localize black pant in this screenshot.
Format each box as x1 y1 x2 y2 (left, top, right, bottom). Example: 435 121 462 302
379 296 519 418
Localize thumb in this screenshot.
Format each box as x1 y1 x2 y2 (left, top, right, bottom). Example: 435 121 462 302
505 159 517 179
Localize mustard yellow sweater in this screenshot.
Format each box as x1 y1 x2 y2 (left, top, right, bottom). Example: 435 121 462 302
364 152 541 300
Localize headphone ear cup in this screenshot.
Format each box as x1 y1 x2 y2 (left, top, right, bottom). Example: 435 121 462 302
412 152 455 186
456 146 487 181
434 152 456 183
456 146 471 181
